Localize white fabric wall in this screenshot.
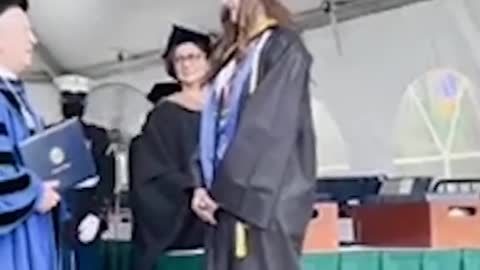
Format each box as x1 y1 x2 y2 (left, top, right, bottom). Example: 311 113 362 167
94 64 171 94
24 64 171 125
303 0 480 176
24 0 480 177
24 82 62 125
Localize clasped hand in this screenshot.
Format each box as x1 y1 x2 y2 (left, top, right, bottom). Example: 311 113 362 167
191 188 218 225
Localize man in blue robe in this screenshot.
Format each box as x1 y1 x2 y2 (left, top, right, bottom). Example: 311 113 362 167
0 1 61 269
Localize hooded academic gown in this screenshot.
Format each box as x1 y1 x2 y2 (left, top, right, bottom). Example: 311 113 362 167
129 101 204 270
204 26 316 270
0 79 57 270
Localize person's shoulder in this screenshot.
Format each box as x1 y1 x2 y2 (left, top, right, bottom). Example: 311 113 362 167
0 99 21 127
270 26 299 41
270 26 305 49
149 99 186 118
144 101 179 129
129 134 142 151
264 26 311 61
0 94 16 117
83 123 108 138
262 26 312 66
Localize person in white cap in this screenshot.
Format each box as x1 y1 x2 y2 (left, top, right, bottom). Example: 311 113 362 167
54 74 115 270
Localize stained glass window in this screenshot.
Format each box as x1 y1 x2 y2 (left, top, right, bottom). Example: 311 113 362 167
393 68 480 177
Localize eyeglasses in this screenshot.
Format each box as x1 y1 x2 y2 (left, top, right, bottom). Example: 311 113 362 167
173 53 205 64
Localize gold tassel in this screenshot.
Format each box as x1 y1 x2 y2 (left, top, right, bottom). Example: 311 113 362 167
235 222 248 259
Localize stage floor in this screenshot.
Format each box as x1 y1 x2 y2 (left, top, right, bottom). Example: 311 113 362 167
100 241 480 270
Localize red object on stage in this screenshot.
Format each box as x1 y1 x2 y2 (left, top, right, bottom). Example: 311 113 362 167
302 202 339 252
353 200 480 248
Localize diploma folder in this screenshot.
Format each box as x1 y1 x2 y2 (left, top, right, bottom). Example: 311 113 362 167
18 118 96 190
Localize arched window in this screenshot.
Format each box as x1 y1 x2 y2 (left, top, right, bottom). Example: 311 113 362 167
393 68 480 177
311 97 350 176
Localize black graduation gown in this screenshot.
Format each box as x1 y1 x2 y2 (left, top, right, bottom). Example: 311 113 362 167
205 26 316 270
62 122 115 244
129 101 204 270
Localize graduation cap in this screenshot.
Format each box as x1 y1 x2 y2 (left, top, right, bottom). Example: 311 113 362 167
162 25 211 58
147 82 181 103
0 0 28 15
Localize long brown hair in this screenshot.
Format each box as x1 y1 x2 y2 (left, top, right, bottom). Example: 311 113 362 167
209 0 293 79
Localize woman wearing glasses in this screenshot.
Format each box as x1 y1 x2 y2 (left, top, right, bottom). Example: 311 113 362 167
129 25 211 270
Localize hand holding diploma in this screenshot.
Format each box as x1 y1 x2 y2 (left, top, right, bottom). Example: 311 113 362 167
37 180 61 214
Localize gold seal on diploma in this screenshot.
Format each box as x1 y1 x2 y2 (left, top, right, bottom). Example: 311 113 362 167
49 146 65 165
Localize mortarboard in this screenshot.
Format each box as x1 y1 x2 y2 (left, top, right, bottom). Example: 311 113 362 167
162 25 211 58
0 0 28 15
147 82 181 103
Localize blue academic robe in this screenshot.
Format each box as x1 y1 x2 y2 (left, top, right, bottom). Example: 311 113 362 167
0 80 57 270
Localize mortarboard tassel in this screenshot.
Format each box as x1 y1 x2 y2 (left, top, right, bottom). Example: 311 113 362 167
235 222 248 259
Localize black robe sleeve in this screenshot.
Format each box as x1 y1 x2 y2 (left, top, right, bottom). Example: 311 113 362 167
211 29 315 229
130 103 202 270
67 124 114 237
139 105 200 193
88 126 115 219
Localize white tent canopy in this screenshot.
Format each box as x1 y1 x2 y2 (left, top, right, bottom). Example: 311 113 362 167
26 0 323 80
21 0 480 178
